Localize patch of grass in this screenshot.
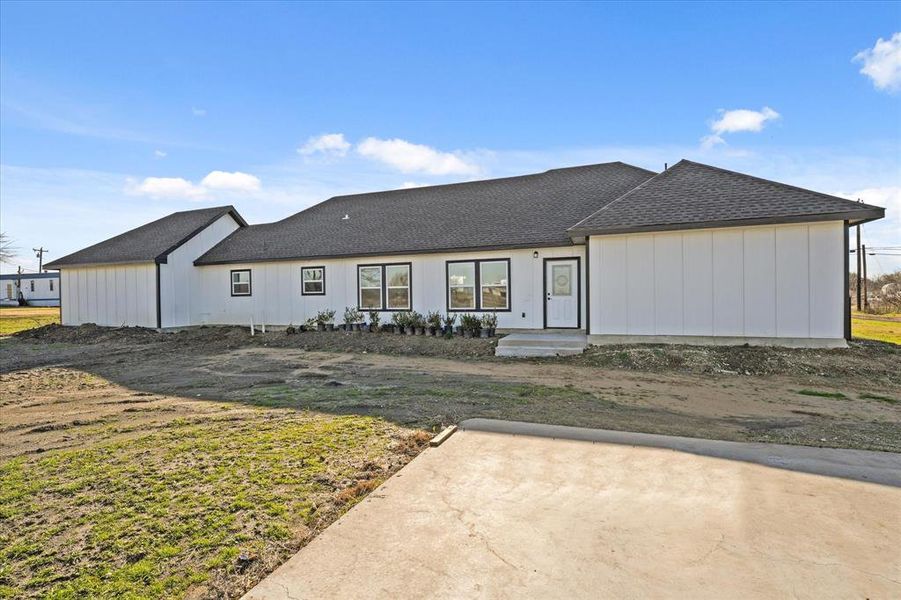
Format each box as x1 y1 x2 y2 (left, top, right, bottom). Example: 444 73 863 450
852 317 901 345
0 411 423 599
860 392 898 404
0 307 60 336
796 389 847 399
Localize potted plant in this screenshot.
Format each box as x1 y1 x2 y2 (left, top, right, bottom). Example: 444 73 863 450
391 312 404 334
481 311 498 337
426 311 441 336
316 309 336 331
406 311 422 335
343 307 363 332
442 313 457 337
460 313 481 338
302 316 317 332
368 310 381 333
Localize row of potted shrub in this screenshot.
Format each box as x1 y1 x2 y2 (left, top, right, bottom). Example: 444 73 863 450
284 308 499 337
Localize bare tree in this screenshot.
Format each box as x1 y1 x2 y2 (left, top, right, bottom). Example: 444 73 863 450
0 232 17 264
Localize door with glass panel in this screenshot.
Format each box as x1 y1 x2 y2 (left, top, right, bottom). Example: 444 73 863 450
544 258 579 328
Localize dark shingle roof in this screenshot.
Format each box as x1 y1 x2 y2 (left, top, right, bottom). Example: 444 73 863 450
45 206 246 268
194 162 656 265
569 160 885 235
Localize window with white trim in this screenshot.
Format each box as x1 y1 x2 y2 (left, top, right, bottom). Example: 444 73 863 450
230 269 251 296
301 267 325 295
447 259 509 311
357 263 411 310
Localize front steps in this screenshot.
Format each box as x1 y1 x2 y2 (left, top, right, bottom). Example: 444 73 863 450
495 332 588 358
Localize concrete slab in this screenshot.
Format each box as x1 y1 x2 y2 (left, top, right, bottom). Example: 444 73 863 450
495 332 588 357
461 418 901 487
244 429 901 599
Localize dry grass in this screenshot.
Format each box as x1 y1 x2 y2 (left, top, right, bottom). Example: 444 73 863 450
0 307 59 336
0 368 428 599
852 316 901 345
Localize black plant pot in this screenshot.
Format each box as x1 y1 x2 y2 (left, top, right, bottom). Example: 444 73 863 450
479 328 489 338
326 323 335 332
317 323 325 332
463 329 473 338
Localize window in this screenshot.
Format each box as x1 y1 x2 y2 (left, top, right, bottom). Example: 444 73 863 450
5 284 12 300
230 269 251 296
301 267 325 295
49 279 54 292
446 259 510 311
29 280 35 292
357 263 411 310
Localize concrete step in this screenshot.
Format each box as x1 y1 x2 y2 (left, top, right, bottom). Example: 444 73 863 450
495 346 586 357
495 333 588 357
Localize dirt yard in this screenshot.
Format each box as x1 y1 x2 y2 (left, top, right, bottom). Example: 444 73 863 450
1 324 899 598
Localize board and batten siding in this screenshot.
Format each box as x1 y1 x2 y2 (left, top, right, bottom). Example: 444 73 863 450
60 263 157 328
189 246 585 330
158 213 242 328
587 221 845 343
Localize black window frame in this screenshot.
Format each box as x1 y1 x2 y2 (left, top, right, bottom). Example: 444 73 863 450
230 269 252 297
356 262 412 311
445 258 511 312
300 266 326 296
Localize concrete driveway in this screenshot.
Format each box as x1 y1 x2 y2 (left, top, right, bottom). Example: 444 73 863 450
245 422 901 599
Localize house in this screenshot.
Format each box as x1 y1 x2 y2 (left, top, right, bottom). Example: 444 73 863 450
0 272 60 307
45 160 884 347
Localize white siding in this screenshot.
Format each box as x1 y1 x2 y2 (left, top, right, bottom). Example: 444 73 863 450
159 213 241 327
588 221 846 342
60 263 157 327
189 246 586 330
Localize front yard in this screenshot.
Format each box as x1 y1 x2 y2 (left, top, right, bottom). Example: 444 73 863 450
1 324 898 598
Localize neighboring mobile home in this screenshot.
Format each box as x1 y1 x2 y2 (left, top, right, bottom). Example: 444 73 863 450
0 272 60 307
45 160 884 347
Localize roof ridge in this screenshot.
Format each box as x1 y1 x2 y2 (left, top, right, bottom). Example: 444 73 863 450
273 161 654 226
567 161 675 231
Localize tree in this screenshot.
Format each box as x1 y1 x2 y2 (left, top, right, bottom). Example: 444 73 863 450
0 232 17 264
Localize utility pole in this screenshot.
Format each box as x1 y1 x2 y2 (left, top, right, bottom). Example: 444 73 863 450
33 247 48 272
855 222 862 311
15 265 24 305
861 244 868 311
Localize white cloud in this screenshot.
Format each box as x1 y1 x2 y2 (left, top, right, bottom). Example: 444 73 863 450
356 137 480 175
126 170 261 200
401 181 427 189
129 177 206 199
200 170 261 192
700 106 780 149
192 107 207 117
854 33 901 92
710 107 780 135
298 133 351 157
154 150 167 159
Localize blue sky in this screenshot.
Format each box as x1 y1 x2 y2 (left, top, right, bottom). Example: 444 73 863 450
1 1 899 273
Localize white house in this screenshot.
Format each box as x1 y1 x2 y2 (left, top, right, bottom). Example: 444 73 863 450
0 272 60 307
45 160 885 347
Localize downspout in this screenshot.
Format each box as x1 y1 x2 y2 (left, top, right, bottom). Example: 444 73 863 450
156 263 162 329
584 236 591 335
844 222 851 341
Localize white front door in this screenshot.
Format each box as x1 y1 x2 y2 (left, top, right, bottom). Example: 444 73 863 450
545 259 579 328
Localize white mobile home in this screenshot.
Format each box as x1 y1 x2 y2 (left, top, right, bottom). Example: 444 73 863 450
0 272 60 307
46 160 885 347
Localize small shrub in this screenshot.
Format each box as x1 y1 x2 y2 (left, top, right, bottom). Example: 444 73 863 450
368 310 381 329
426 310 442 330
481 311 498 330
315 310 336 326
408 311 425 329
460 313 481 333
343 307 363 325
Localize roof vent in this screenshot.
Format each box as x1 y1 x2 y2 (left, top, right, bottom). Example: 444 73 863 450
342 214 350 220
